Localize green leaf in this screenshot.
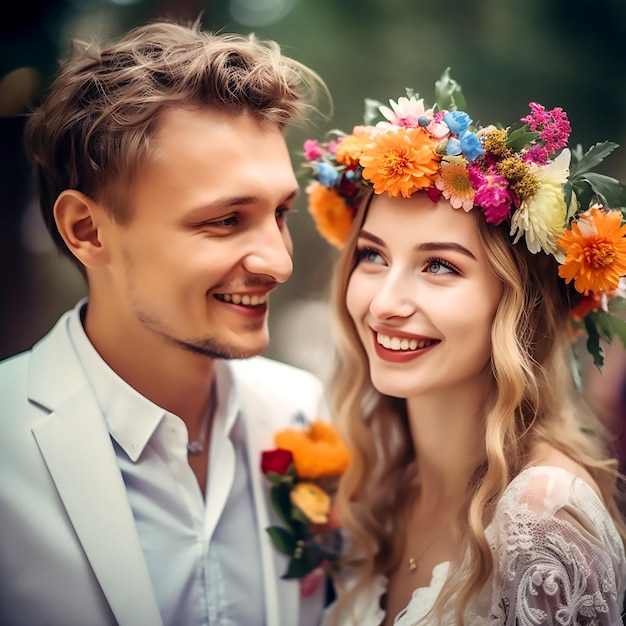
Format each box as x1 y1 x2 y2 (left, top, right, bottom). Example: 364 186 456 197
266 526 296 556
290 505 310 525
583 310 626 372
270 484 294 528
434 67 466 112
281 544 325 579
579 173 626 210
363 98 384 126
265 468 295 486
506 125 539 153
568 141 619 178
603 311 626 349
583 315 604 370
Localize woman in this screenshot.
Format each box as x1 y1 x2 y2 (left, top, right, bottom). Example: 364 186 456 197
303 72 626 624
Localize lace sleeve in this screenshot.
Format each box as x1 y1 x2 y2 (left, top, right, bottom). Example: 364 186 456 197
485 467 626 626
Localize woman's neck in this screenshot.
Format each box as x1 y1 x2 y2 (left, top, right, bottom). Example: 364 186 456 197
406 386 488 502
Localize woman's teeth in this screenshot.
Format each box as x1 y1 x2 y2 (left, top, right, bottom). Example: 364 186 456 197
376 332 434 351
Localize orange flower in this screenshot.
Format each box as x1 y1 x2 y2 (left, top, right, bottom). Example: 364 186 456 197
434 159 475 211
359 127 440 198
306 183 354 249
335 126 374 168
557 206 626 295
569 292 606 321
274 420 351 480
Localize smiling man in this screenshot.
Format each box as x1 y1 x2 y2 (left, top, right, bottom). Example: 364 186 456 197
0 20 328 626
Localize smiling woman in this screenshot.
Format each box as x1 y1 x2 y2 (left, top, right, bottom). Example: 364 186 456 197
346 194 502 398
305 71 626 625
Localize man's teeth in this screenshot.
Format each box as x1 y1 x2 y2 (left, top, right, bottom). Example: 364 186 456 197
376 332 434 351
216 294 267 306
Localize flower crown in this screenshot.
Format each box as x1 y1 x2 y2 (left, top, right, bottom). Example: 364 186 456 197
303 69 626 368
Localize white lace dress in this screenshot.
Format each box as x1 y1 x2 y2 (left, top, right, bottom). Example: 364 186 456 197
325 466 626 625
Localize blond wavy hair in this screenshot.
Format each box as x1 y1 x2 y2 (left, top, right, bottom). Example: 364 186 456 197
327 195 626 625
24 19 326 272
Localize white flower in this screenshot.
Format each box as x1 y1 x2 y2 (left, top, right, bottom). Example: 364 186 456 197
510 148 571 258
377 96 433 130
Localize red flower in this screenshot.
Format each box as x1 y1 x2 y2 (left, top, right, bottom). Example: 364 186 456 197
261 448 293 476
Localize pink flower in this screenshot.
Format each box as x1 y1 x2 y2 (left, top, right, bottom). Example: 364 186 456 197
521 102 551 129
299 565 326 597
425 186 442 203
522 145 549 166
521 103 571 156
469 166 513 225
304 139 324 161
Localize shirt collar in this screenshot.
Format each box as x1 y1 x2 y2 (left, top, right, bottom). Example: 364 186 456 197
213 359 243 443
67 299 165 462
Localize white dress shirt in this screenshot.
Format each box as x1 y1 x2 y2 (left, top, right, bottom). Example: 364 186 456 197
68 305 265 625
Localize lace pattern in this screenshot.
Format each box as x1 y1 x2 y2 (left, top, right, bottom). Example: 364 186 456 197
325 466 626 626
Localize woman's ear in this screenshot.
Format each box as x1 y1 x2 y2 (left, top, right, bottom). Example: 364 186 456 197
53 190 110 268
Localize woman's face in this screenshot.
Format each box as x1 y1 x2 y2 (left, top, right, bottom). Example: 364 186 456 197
346 192 504 400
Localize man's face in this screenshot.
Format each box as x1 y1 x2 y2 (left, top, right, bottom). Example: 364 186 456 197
93 107 298 360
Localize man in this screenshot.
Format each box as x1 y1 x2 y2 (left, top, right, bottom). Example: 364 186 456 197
0 20 329 626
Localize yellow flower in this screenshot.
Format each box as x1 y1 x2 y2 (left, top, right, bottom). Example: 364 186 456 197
558 205 626 295
290 482 330 524
335 126 374 168
306 182 354 249
510 148 570 256
274 420 351 480
359 127 440 198
435 158 474 211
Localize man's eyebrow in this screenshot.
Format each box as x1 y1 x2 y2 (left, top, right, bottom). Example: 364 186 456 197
207 188 300 209
357 230 477 260
185 188 301 219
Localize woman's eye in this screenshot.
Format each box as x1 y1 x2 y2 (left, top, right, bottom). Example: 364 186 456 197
426 258 457 275
356 247 385 265
275 206 291 225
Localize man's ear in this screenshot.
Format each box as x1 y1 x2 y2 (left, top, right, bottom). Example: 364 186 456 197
54 190 110 268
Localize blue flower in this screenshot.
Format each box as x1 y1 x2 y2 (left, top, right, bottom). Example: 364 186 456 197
446 137 462 156
459 131 484 161
443 110 472 135
316 162 340 187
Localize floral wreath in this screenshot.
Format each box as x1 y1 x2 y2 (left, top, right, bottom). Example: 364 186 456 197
303 68 626 369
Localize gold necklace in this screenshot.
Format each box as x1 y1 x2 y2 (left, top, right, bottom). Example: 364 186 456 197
406 513 455 573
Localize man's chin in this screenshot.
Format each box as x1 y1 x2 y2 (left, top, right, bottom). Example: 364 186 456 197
177 336 268 360
221 345 266 360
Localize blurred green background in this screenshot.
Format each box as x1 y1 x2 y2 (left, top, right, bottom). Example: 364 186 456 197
2 0 626 382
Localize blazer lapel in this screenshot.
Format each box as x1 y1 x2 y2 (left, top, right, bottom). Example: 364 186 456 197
242 390 299 626
29 314 163 626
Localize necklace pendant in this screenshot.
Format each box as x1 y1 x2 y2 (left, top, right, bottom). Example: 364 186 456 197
408 557 417 573
187 441 204 455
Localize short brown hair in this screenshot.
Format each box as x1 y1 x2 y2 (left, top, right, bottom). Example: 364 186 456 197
25 19 326 267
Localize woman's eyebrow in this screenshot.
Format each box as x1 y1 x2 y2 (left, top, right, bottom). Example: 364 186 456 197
415 241 476 260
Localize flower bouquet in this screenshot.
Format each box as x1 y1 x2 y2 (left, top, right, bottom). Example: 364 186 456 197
261 416 351 585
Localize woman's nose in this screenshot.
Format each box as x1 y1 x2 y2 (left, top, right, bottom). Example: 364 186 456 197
368 270 417 321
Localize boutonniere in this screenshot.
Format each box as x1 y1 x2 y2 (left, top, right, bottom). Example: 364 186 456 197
261 416 351 594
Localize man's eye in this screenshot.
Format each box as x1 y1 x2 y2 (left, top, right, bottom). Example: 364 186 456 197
203 216 238 228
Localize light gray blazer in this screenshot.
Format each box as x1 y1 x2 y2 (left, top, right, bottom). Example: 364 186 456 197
0 311 327 626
